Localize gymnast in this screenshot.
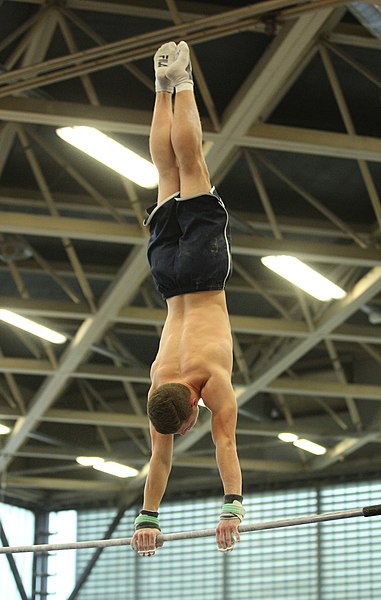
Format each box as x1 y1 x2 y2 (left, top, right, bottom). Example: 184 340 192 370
131 41 243 557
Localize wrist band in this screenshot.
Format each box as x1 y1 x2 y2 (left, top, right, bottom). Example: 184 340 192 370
224 494 243 504
134 512 161 531
220 500 245 522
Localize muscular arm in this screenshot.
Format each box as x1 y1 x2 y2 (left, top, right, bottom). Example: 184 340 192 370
131 423 173 555
143 423 174 510
202 373 242 495
202 372 243 551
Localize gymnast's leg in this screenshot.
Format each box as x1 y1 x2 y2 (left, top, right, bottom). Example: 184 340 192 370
167 41 211 198
150 42 180 204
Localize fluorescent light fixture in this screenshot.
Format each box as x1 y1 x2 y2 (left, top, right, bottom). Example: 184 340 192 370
93 461 138 478
261 255 346 301
76 456 138 478
0 424 11 435
278 432 298 443
293 438 327 455
278 432 327 455
0 310 67 344
76 456 104 467
56 126 159 189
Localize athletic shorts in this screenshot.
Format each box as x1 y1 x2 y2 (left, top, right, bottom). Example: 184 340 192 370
143 187 232 299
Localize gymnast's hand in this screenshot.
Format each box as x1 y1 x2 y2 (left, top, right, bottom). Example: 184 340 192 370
216 517 241 552
131 527 164 557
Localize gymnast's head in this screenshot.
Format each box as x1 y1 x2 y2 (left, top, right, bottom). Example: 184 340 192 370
148 383 199 435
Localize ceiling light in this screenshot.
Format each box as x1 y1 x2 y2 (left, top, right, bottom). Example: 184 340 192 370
278 432 298 443
76 456 104 467
261 255 346 301
0 424 11 435
56 126 159 189
0 310 67 344
278 432 327 455
293 438 327 455
93 461 138 478
76 456 138 478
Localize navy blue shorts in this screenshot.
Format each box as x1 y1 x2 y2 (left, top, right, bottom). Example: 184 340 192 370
144 188 232 299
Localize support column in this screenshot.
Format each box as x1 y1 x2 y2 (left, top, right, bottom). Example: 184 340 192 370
32 511 50 600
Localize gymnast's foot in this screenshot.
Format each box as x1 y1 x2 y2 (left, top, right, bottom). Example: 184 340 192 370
166 40 194 93
154 41 177 93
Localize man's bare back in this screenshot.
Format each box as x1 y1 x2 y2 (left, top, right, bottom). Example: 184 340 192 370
150 290 233 408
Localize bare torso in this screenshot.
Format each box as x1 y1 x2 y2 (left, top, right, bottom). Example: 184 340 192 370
150 290 233 403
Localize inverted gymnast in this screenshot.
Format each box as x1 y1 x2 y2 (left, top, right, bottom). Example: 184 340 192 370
131 41 243 557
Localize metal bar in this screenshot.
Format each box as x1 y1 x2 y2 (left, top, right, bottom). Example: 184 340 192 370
323 40 381 88
1 504 381 554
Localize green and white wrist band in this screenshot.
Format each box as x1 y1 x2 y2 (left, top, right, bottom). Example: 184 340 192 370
134 511 161 531
220 500 246 523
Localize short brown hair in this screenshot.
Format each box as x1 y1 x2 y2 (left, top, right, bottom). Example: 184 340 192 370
148 383 191 434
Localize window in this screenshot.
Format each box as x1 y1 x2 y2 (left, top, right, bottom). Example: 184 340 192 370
74 488 319 599
47 510 77 600
38 479 381 599
0 502 34 599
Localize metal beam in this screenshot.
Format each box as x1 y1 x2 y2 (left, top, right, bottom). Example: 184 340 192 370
6 475 122 491
2 97 381 162
7 416 357 463
0 297 90 319
0 405 366 439
3 380 379 428
0 246 149 474
1 299 381 344
327 22 381 49
4 0 249 22
266 378 381 401
205 7 338 178
1 211 380 266
0 1 346 97
175 455 301 473
241 123 381 162
43 408 149 428
3 187 367 240
3 359 381 399
0 96 152 134
310 431 381 471
0 210 144 244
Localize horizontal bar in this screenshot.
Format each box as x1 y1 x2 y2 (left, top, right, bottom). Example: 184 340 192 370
1 504 380 555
